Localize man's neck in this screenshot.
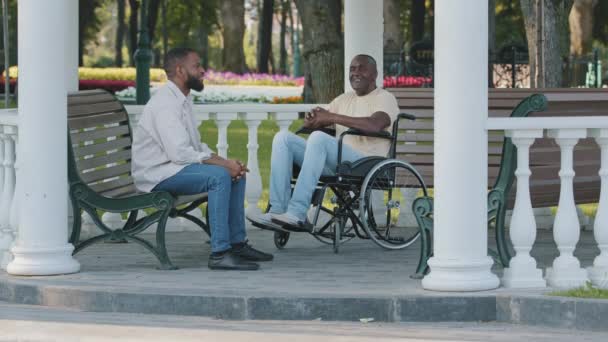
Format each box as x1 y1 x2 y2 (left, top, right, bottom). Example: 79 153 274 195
169 78 190 97
356 85 377 96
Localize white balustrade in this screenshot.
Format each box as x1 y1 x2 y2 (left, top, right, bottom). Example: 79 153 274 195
501 129 546 288
0 111 17 269
545 128 589 288
588 128 608 289
0 126 16 269
487 117 608 289
240 112 266 215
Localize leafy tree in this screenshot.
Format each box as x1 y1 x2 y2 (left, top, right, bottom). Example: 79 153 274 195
294 0 343 103
220 0 248 72
519 0 574 87
79 0 108 66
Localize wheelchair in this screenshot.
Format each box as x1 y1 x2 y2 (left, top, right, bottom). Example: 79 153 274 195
252 113 429 254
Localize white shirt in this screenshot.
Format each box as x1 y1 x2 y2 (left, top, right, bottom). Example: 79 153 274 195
330 88 400 156
131 81 214 192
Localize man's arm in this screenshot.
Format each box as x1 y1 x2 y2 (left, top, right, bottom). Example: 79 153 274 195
304 107 391 133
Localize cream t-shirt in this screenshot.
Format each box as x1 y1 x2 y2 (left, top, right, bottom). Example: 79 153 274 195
329 88 400 156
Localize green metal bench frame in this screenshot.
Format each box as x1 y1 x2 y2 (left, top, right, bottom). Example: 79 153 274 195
67 89 209 270
411 94 549 278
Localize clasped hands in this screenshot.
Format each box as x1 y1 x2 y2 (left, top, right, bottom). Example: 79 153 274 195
226 159 249 182
303 107 335 129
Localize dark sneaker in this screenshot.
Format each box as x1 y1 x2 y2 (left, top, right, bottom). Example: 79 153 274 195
271 212 313 233
246 212 288 232
208 251 260 271
232 243 274 262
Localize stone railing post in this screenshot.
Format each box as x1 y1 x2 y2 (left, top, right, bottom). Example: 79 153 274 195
0 125 16 269
588 128 608 289
270 112 298 133
240 112 267 215
501 129 546 288
545 129 589 288
214 116 233 159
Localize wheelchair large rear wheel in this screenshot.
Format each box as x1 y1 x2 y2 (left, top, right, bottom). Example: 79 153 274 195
359 159 428 250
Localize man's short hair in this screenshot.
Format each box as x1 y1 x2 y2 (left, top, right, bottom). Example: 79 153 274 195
354 54 377 68
164 47 197 77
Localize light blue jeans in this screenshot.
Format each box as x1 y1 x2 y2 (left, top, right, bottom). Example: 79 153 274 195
269 131 365 220
152 163 247 253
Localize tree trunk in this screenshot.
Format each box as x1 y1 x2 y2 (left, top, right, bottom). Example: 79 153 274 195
128 0 139 67
199 3 209 69
220 0 248 73
257 0 274 73
279 0 289 75
410 0 425 42
115 0 126 67
569 0 597 56
384 0 403 53
161 0 168 67
489 0 496 87
520 0 574 87
147 0 161 48
294 0 343 103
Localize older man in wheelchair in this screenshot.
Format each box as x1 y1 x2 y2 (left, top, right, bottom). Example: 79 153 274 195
247 54 428 253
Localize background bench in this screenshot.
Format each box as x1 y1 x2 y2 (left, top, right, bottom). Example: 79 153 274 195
68 89 209 270
385 88 608 274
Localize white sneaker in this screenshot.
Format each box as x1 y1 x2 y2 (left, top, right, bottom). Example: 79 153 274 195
246 212 288 232
271 212 313 233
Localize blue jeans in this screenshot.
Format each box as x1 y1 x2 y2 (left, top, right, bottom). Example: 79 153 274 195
269 131 365 220
152 163 247 253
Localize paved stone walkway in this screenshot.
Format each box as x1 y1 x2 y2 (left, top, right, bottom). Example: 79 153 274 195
0 226 605 328
2 301 608 342
2 227 599 297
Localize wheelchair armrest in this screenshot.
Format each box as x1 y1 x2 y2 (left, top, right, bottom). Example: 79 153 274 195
295 126 336 136
342 128 392 140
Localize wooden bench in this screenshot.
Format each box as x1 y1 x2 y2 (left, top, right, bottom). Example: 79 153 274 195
67 89 209 270
385 88 608 276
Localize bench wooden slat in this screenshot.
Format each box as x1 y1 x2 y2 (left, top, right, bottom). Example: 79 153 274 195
396 144 504 155
77 149 132 172
100 184 139 198
68 92 119 106
398 120 434 130
73 137 131 158
68 111 128 130
81 162 132 184
89 176 134 193
398 133 505 143
71 125 131 144
68 101 125 117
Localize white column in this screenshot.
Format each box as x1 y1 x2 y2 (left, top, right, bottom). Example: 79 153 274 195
7 0 80 275
501 129 546 288
66 0 78 231
240 112 266 216
8 130 18 259
0 126 16 269
0 128 7 265
422 0 499 291
344 0 383 91
587 129 608 289
545 129 588 288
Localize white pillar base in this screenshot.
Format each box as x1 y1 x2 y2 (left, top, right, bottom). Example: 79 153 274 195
545 264 588 288
502 257 546 288
422 257 499 291
587 266 608 289
7 244 80 276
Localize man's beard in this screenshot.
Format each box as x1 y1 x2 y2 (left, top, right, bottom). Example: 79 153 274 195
186 74 204 92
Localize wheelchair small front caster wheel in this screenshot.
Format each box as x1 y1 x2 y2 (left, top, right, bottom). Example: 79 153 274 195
274 231 290 249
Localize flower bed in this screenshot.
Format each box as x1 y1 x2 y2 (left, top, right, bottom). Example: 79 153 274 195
5 66 167 83
204 70 304 87
115 86 303 104
79 79 135 92
383 75 432 88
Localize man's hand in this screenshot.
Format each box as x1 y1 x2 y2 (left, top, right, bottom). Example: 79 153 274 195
226 159 248 182
303 107 335 129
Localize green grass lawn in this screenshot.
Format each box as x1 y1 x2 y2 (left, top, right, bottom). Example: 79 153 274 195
198 119 303 209
549 282 608 299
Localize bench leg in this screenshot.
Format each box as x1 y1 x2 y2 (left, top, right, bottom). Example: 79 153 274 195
154 211 178 270
69 200 82 245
